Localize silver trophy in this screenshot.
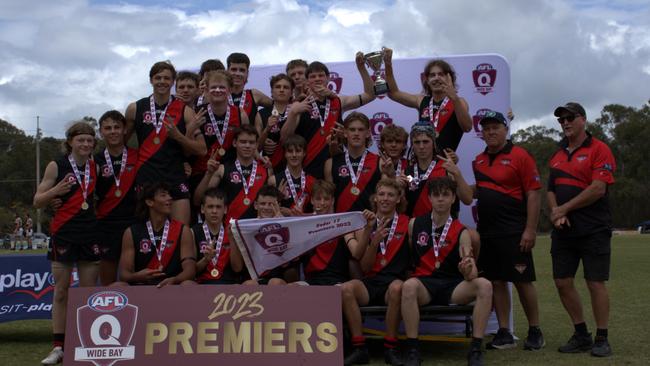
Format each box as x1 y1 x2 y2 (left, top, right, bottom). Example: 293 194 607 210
364 48 389 95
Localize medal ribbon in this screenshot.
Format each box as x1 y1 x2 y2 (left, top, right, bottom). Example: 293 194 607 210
103 147 127 190
432 216 453 262
345 150 368 187
68 155 90 203
284 168 306 208
149 95 173 136
228 91 246 109
235 159 257 197
146 219 170 266
413 159 437 186
396 159 403 177
429 96 449 130
311 98 331 129
378 211 399 255
207 104 230 146
202 223 224 267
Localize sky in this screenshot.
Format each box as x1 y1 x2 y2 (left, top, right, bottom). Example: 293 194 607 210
0 0 649 138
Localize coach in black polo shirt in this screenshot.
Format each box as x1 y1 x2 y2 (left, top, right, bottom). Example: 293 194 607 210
446 110 544 351
548 102 616 358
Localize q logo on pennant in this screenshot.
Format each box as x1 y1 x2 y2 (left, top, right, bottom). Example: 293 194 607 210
74 291 138 366
255 223 290 256
472 63 496 95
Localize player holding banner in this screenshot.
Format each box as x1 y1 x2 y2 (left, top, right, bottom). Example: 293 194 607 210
117 182 196 287
401 176 493 366
341 178 410 366
34 122 100 365
192 188 240 284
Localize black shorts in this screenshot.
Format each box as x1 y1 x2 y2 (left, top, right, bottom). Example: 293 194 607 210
97 222 130 261
361 275 397 306
416 276 463 305
48 234 101 263
199 278 240 285
306 273 347 286
551 230 611 281
478 234 536 282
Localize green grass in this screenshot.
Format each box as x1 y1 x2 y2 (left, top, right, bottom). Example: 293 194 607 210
1 235 649 365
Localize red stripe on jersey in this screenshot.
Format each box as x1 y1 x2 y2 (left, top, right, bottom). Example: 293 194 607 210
50 160 97 235
367 214 409 277
193 104 241 174
146 219 182 270
135 99 185 172
336 153 379 213
304 97 341 167
197 233 231 281
96 148 139 219
413 219 464 277
304 237 339 275
434 98 455 133
225 162 268 223
411 163 447 217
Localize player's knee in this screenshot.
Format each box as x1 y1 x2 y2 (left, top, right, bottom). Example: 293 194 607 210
585 280 606 292
387 281 402 302
554 277 573 291
401 279 418 301
53 287 69 304
268 278 286 286
340 282 355 301
474 278 492 298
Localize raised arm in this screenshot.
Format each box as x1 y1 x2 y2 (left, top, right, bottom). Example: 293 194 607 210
252 88 273 109
339 52 376 112
383 47 422 108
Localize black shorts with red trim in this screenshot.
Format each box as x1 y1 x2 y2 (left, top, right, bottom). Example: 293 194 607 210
415 276 463 306
47 233 101 263
361 275 399 306
551 229 611 281
478 233 536 282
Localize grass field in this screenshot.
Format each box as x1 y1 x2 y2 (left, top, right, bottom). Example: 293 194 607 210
1 235 649 365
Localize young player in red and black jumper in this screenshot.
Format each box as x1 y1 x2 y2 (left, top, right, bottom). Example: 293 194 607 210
282 55 375 179
118 182 196 286
193 188 239 284
341 178 410 366
226 52 273 123
384 48 472 152
95 110 139 285
267 134 316 216
379 124 409 179
125 61 207 225
34 122 100 365
257 73 294 169
325 112 383 213
194 124 270 224
402 176 493 366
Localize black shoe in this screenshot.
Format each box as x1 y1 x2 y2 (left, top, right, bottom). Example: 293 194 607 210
384 348 403 366
591 336 612 357
344 346 370 365
558 332 593 353
403 348 421 366
486 329 516 350
523 327 546 350
467 348 484 366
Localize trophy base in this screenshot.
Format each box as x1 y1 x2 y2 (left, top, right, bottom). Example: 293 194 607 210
374 83 389 96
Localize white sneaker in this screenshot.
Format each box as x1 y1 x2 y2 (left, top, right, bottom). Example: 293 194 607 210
41 346 63 365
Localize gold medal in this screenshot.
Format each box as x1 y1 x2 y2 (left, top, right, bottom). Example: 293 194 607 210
350 186 360 195
218 148 226 156
81 201 89 210
158 265 164 271
153 136 161 145
243 197 251 206
211 268 220 277
114 189 122 198
380 258 387 267
320 129 325 136
435 261 441 269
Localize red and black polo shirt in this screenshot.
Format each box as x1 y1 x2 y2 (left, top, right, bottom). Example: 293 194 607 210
548 133 615 238
473 141 541 238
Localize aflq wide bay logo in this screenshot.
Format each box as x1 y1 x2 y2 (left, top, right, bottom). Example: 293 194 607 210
472 63 496 95
75 291 138 366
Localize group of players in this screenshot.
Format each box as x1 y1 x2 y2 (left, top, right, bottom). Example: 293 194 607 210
33 49 616 366
11 213 35 250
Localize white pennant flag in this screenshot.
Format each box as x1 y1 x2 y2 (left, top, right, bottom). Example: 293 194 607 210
230 212 366 280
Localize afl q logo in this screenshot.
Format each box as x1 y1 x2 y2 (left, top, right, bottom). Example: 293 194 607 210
472 63 496 95
255 223 290 256
328 72 343 94
472 108 493 139
369 112 393 138
75 291 138 366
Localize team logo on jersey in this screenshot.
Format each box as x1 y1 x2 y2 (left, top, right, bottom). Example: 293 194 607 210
417 232 429 246
472 63 497 95
515 263 527 274
56 246 68 255
179 183 189 193
370 112 393 146
204 124 216 136
328 72 343 94
576 155 587 162
101 165 112 178
139 239 152 254
74 291 137 366
92 244 101 256
254 223 290 256
64 173 77 184
199 241 209 254
230 172 242 184
142 111 154 124
338 166 350 177
472 108 492 139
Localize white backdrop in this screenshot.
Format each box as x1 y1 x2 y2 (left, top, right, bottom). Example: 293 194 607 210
247 54 510 229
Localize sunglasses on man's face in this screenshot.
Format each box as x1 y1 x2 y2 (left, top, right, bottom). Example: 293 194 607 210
557 115 580 124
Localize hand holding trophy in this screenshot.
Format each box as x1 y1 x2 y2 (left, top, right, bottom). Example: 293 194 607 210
364 47 389 96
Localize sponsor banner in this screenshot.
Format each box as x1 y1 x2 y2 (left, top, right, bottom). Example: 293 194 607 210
247 54 511 228
64 286 343 366
231 212 366 280
0 254 79 323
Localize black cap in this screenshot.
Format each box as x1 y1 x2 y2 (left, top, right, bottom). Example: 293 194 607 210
479 110 508 126
554 102 586 118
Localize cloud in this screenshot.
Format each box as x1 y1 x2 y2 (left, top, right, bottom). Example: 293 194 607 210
0 0 649 137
